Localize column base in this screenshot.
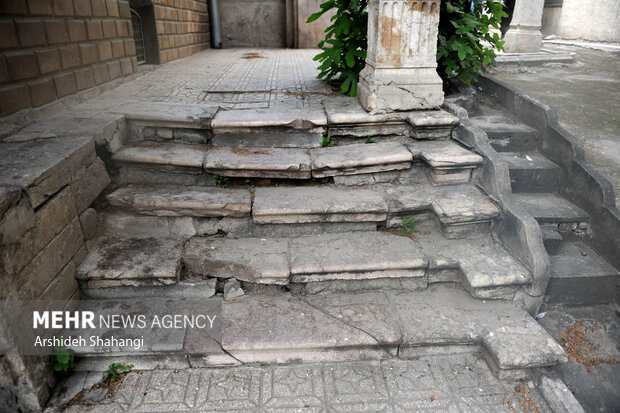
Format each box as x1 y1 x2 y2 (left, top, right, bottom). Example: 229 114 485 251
358 65 444 112
503 27 543 53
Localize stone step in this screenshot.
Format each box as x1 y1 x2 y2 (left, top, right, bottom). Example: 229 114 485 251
204 147 312 179
107 184 252 217
470 115 538 152
544 242 619 306
501 152 562 193
408 140 482 184
68 285 567 378
180 231 530 296
513 193 589 227
108 101 218 128
541 225 563 256
310 142 413 178
253 184 499 235
112 141 207 172
75 236 184 289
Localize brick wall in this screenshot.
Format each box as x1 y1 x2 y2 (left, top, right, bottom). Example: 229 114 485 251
152 0 210 64
0 0 211 118
0 0 138 117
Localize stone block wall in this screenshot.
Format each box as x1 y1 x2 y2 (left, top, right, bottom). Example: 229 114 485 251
152 0 210 63
0 0 138 117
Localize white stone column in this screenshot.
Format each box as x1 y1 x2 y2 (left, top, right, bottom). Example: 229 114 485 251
358 0 444 112
503 0 545 53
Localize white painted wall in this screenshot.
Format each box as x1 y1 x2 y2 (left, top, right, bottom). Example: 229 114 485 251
542 0 620 42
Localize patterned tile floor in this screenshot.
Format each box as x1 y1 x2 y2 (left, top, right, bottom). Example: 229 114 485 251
64 354 551 412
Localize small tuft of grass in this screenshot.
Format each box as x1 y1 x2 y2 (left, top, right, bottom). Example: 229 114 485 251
214 174 228 188
363 137 376 144
320 135 335 147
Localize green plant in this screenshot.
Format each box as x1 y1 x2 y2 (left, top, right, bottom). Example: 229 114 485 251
321 135 335 147
307 0 368 96
437 1 507 84
244 179 255 187
50 343 75 374
397 216 419 234
104 363 134 383
363 137 375 144
214 175 228 188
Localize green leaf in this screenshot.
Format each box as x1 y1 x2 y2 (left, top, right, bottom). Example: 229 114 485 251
307 11 324 23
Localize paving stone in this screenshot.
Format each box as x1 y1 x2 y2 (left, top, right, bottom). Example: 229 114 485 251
107 184 251 217
107 101 218 127
514 193 589 224
289 232 427 282
204 147 311 179
75 236 183 288
223 279 245 300
112 141 207 171
211 108 327 130
253 186 388 224
0 136 95 208
183 237 290 284
310 142 412 178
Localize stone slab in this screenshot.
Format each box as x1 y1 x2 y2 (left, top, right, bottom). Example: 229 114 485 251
108 101 218 127
211 132 322 149
384 184 499 225
513 193 589 224
310 142 412 178
204 147 311 179
211 108 327 129
322 95 406 125
75 236 183 288
252 187 388 224
407 140 482 168
289 232 427 281
0 136 95 208
407 110 460 128
112 141 207 170
183 236 290 284
107 184 251 217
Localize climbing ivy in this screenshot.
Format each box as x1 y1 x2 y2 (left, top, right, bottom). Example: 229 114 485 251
308 0 506 92
307 0 368 97
437 0 507 84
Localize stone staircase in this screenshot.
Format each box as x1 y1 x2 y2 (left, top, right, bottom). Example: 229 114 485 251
69 101 568 378
470 105 619 306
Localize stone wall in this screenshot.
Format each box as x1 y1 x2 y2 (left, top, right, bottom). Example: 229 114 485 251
0 0 210 118
152 0 210 63
542 0 620 42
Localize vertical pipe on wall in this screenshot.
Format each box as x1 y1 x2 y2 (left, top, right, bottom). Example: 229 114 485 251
208 0 222 48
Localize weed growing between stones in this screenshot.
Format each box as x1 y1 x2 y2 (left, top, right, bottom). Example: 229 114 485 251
104 363 134 383
321 135 335 147
214 174 228 188
398 216 419 234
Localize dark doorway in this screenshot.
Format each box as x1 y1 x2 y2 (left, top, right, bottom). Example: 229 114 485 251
129 0 159 64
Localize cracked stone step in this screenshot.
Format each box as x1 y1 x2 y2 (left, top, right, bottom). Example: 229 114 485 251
470 115 538 152
75 236 183 289
501 152 562 193
544 242 619 306
112 141 207 173
407 140 482 184
310 142 413 178
183 237 290 285
385 184 500 237
203 147 312 179
513 193 589 226
252 186 388 224
107 101 218 128
107 184 251 217
289 232 427 283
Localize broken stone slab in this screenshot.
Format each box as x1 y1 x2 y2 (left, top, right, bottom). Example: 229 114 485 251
223 279 245 300
211 132 322 149
221 293 391 363
0 136 95 208
183 237 290 285
211 108 327 132
107 101 218 128
310 142 412 178
252 186 388 224
204 147 311 179
289 232 427 283
112 141 207 172
82 278 217 300
383 183 499 234
75 236 183 289
107 184 251 217
408 140 482 184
